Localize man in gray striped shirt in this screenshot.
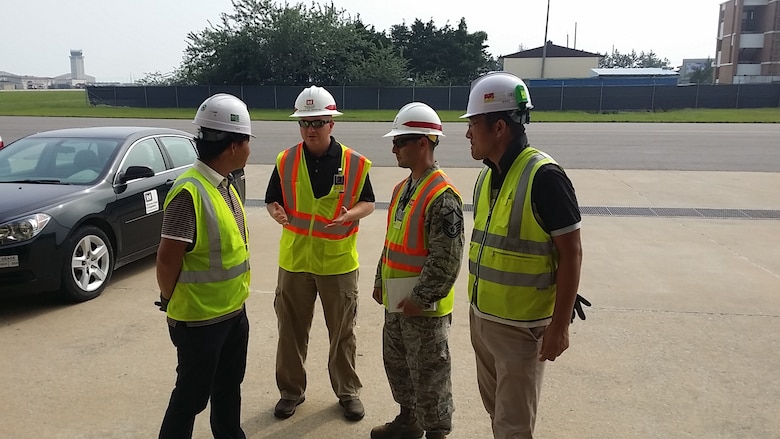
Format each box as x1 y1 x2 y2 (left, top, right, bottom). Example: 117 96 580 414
156 94 253 439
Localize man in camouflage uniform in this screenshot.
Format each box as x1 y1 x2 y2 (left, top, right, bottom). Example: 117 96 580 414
371 103 465 439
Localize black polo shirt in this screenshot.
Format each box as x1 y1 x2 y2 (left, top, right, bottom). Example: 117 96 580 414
484 136 581 235
265 137 375 205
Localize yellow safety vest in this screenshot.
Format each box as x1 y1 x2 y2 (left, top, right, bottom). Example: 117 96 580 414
468 146 558 325
276 142 371 275
164 168 250 322
381 169 460 317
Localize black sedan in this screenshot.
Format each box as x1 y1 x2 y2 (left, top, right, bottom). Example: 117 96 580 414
0 126 200 302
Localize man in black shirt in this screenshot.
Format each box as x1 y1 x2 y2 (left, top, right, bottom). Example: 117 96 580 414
265 85 375 422
462 72 586 439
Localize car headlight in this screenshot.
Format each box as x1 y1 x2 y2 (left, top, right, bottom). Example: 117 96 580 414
0 213 52 245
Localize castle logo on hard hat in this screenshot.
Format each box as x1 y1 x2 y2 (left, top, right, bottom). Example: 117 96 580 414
306 99 314 106
231 114 240 122
483 93 495 103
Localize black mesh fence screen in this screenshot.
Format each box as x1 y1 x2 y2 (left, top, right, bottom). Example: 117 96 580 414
87 84 780 112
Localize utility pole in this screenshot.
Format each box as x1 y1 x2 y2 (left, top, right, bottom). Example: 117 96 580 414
574 22 577 49
541 0 550 78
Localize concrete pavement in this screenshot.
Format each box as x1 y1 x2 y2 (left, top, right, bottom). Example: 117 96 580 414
243 165 780 439
1 166 779 438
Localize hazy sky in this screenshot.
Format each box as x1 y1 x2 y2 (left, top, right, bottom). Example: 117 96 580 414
0 0 724 83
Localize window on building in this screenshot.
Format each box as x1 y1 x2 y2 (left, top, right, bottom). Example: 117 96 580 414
738 48 762 64
741 7 763 33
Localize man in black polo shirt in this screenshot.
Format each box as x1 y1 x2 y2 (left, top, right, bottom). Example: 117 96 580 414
462 72 588 438
265 85 375 422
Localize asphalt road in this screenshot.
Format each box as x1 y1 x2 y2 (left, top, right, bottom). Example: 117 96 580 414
1 116 779 171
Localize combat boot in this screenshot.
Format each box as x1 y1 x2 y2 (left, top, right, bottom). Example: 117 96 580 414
370 406 424 439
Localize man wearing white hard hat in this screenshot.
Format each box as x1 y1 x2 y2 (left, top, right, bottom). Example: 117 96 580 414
462 72 588 439
156 93 253 438
264 85 375 421
369 102 464 439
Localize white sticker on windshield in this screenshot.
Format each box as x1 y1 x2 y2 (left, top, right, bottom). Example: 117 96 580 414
0 255 19 269
144 189 159 214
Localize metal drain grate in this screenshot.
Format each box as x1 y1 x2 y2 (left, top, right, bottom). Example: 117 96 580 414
247 200 780 220
585 206 780 220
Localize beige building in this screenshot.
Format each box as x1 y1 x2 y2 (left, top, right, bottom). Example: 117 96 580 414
715 0 780 84
500 42 602 80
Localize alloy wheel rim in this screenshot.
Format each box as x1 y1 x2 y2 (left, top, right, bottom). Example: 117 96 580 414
70 235 110 292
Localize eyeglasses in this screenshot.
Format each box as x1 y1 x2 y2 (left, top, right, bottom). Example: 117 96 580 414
298 119 331 129
392 135 424 148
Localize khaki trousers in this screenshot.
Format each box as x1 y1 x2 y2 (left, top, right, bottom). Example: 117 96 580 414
470 307 546 439
274 268 362 401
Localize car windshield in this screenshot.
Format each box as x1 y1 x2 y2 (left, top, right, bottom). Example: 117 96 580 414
0 137 121 184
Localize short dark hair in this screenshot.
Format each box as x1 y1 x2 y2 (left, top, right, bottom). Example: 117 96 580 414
485 111 526 139
195 128 249 162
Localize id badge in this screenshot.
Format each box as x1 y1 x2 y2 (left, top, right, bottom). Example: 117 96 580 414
334 168 345 193
393 219 402 229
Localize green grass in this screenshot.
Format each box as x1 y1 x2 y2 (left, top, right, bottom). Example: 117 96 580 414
1 90 779 122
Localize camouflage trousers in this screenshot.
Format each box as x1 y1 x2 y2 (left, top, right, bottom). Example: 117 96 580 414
383 312 454 434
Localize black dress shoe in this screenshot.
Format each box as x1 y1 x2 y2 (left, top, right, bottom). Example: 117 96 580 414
339 398 365 421
274 397 305 419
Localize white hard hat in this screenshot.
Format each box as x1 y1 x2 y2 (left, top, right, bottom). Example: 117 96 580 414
290 85 343 117
460 71 533 119
383 102 445 138
193 93 253 136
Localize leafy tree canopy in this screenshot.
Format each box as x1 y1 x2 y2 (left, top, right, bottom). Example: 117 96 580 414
599 49 671 69
140 0 496 86
389 17 497 85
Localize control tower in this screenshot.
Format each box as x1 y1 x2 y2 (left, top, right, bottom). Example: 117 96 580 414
70 50 85 80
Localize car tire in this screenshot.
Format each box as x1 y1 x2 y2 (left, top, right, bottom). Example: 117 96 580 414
60 225 114 302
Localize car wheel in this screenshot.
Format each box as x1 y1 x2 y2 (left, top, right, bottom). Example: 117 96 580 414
61 226 114 302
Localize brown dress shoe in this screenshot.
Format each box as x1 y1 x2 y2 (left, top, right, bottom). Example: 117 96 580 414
274 396 304 419
339 398 365 421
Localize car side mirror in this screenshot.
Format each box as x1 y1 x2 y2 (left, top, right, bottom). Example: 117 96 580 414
118 165 155 184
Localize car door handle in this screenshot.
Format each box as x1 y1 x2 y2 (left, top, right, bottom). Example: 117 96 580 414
165 179 175 187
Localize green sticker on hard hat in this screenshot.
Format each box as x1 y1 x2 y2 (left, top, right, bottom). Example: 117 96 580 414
515 85 528 105
230 114 239 122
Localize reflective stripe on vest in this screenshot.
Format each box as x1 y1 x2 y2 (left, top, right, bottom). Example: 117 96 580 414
279 143 366 239
164 169 250 322
469 147 557 323
472 163 551 256
381 169 460 317
275 143 371 275
382 170 457 273
173 177 249 283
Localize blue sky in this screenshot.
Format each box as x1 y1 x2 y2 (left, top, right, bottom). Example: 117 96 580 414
0 0 724 83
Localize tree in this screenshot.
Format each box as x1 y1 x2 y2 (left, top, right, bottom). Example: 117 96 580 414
599 49 671 69
136 70 190 86
178 0 408 86
389 18 496 85
171 0 495 86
